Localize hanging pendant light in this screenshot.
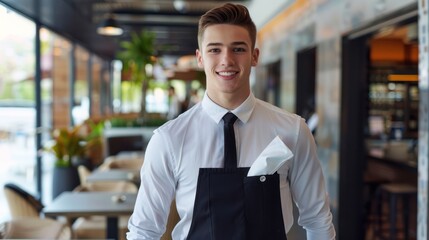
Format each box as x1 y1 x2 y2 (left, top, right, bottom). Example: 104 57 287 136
97 16 123 36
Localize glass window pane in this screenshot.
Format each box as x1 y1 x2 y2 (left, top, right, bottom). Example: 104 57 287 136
91 56 102 117
73 45 89 125
0 5 36 222
40 27 72 203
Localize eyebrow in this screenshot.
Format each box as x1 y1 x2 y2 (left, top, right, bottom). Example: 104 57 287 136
205 41 249 48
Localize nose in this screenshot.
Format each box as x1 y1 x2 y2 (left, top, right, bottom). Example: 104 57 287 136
220 50 234 66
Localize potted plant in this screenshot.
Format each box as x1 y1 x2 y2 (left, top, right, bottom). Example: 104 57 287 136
49 125 86 167
45 120 104 199
47 120 103 166
117 30 156 118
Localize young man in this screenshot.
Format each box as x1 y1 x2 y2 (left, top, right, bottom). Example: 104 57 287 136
127 3 336 240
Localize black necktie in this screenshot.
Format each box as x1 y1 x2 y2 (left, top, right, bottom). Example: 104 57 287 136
223 112 238 168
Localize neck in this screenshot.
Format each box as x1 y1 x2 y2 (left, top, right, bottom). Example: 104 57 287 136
207 90 250 110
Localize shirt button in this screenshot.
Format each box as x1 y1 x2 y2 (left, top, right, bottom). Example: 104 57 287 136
259 176 266 182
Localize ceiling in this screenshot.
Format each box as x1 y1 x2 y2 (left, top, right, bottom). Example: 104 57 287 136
0 0 250 60
373 22 418 44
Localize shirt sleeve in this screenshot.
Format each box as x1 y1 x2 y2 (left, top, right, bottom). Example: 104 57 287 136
127 130 176 240
289 118 336 240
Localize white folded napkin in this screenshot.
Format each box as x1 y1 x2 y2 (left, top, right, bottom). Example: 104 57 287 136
247 136 293 176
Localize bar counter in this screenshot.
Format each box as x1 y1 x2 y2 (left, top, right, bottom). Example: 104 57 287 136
367 147 417 172
365 139 418 186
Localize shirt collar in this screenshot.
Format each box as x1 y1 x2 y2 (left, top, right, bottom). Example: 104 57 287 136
202 91 255 124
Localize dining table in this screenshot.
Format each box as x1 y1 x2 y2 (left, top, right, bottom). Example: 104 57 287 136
86 169 140 186
43 191 137 240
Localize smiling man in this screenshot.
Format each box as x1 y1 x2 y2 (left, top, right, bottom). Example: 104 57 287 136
127 3 336 240
197 23 258 110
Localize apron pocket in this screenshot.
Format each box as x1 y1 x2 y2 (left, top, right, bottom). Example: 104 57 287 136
243 174 287 240
187 168 248 240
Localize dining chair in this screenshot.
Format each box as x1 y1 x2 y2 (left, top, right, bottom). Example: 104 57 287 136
99 155 144 170
73 198 179 240
71 181 138 240
0 218 71 239
77 164 138 192
2 183 71 239
74 164 177 239
77 165 92 185
161 199 181 240
74 181 138 193
3 183 43 218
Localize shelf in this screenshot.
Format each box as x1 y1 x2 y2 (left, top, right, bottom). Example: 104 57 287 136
367 65 419 139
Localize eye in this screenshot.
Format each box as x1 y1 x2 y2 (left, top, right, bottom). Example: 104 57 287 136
208 48 220 53
233 47 246 53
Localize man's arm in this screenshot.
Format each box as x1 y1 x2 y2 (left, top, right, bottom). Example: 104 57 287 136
127 131 176 239
289 118 336 240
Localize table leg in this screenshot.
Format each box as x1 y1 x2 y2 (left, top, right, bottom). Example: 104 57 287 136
107 217 119 240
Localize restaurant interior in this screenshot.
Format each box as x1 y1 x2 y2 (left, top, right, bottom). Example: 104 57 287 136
0 0 427 239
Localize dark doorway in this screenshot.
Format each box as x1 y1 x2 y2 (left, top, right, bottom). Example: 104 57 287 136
296 46 316 120
340 33 369 240
264 60 281 106
339 4 417 240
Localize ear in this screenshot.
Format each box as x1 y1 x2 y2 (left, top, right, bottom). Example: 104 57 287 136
251 48 259 66
196 49 204 68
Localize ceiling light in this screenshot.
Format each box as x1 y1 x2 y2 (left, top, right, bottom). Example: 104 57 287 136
97 16 123 36
174 0 189 13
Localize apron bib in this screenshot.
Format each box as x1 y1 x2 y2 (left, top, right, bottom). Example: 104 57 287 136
187 167 287 240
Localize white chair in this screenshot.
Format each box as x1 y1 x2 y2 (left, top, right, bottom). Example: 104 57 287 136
0 218 71 239
3 183 42 218
71 172 138 240
3 183 71 239
160 199 180 240
77 164 138 192
77 165 92 185
99 155 144 170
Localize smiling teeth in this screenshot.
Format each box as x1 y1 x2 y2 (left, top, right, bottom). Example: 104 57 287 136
218 72 236 76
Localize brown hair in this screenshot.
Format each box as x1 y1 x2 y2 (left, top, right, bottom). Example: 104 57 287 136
198 3 257 49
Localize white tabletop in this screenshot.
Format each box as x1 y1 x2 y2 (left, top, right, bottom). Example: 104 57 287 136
43 191 137 218
44 191 137 240
86 169 140 184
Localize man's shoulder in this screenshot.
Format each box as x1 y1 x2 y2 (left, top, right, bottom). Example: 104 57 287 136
156 104 203 134
255 98 301 120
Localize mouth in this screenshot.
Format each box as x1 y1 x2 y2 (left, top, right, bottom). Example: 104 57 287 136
216 71 238 79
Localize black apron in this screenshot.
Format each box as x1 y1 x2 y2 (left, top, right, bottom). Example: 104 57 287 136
187 166 287 240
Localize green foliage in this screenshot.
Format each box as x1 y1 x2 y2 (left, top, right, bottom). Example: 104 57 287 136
117 31 156 84
143 118 168 127
108 117 167 128
49 125 86 167
85 120 104 150
74 80 89 102
20 81 35 99
0 81 35 101
121 81 142 102
108 117 143 128
46 120 104 167
116 30 157 116
148 80 168 90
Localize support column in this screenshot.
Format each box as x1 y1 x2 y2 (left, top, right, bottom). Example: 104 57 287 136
418 1 429 239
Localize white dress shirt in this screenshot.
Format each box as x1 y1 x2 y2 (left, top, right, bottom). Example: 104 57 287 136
127 92 336 240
